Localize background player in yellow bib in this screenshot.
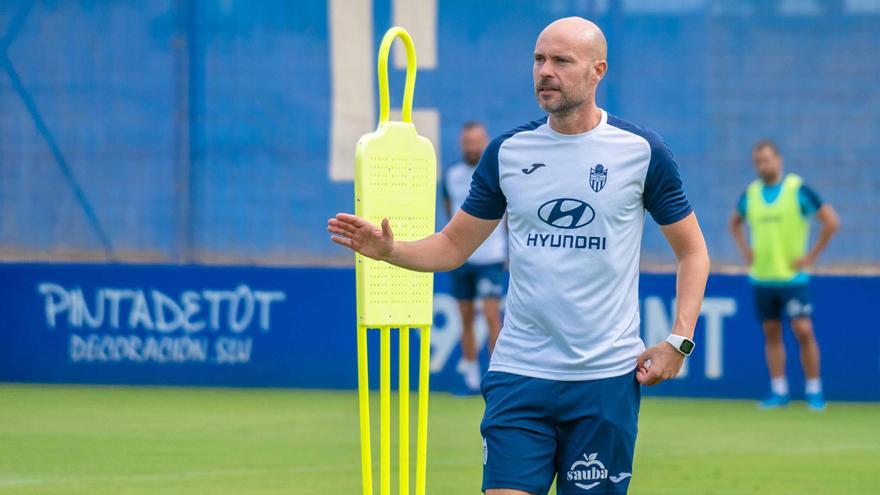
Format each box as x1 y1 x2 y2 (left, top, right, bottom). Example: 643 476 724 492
729 140 840 410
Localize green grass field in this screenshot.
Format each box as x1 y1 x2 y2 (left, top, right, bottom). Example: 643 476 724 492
1 384 878 494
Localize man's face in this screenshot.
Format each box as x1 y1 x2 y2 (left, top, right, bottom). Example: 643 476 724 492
533 35 600 115
460 126 488 165
752 146 783 182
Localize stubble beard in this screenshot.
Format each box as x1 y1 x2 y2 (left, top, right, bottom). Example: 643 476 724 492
537 90 587 118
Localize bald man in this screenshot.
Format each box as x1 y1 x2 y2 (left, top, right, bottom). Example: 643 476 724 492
329 17 709 495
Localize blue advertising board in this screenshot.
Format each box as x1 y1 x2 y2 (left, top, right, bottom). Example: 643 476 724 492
1 263 878 401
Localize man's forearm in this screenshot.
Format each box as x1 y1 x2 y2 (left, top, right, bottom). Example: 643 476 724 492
733 231 750 260
805 205 840 263
671 250 710 340
385 232 467 273
807 224 836 261
377 210 500 272
729 217 750 262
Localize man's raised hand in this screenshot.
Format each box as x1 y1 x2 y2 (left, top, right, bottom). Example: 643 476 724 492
327 213 395 261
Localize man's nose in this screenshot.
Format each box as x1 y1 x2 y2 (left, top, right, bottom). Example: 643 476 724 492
537 62 555 79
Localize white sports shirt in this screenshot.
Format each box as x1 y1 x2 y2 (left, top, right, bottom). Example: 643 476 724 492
461 110 692 381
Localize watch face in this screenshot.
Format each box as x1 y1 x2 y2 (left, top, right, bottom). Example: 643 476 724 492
680 339 695 355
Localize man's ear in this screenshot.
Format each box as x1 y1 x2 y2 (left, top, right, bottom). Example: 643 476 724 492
594 59 608 81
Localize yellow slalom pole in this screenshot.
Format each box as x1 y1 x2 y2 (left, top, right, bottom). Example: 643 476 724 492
377 27 416 124
399 327 410 495
357 325 373 495
415 326 431 495
356 26 435 495
380 326 391 495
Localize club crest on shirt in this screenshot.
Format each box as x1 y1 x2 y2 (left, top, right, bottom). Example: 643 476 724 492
589 164 607 193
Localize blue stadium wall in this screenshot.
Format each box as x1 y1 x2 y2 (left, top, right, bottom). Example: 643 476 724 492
2 3 879 400
1 0 878 266
2 264 879 401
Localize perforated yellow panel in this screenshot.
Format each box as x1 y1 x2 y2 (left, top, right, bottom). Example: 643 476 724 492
354 27 435 495
355 121 436 326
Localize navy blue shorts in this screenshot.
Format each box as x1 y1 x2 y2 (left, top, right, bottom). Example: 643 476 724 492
753 284 813 321
480 371 640 494
450 262 505 300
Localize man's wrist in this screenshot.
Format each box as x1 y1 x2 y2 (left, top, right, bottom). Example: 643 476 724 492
382 242 398 263
665 334 695 356
670 325 695 340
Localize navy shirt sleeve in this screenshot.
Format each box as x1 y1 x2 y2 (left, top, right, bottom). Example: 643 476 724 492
798 183 823 216
460 137 507 220
643 137 693 225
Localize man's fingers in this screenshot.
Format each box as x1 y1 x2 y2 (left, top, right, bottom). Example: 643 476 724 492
636 343 684 386
327 225 353 238
336 213 368 228
380 218 393 239
330 236 354 249
637 349 652 367
637 365 662 386
328 218 358 234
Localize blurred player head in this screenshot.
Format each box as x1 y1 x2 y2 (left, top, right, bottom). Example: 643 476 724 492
460 121 488 166
752 140 783 183
533 17 608 117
